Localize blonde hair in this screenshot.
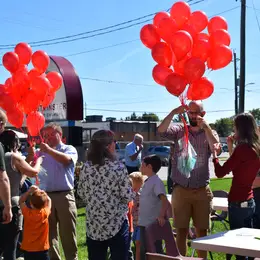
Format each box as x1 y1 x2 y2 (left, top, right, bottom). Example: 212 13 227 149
129 172 145 185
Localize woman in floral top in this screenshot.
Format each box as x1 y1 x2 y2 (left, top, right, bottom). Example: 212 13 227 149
78 130 134 260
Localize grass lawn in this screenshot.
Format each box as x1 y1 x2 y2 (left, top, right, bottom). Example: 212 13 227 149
60 178 232 260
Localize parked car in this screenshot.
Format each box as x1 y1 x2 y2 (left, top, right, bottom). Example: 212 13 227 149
221 143 229 153
146 146 170 166
115 142 125 163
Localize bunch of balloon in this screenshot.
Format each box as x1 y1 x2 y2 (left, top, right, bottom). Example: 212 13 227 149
1 42 63 137
140 1 232 102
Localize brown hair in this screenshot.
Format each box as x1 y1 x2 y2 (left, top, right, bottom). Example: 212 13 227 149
143 155 162 173
234 113 260 156
30 190 48 209
87 130 116 165
43 123 63 135
0 110 7 124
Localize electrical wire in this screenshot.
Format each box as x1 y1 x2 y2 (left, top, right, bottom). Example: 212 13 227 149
251 0 260 35
0 0 200 48
86 108 235 114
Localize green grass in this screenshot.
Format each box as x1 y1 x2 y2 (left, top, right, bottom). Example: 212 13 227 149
59 178 232 260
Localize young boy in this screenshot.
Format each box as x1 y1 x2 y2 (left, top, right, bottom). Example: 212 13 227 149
138 155 169 260
129 172 145 260
19 185 51 260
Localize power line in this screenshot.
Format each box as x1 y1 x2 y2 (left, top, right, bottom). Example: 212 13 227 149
251 0 260 34
87 108 235 114
64 39 139 57
80 77 156 87
0 0 200 49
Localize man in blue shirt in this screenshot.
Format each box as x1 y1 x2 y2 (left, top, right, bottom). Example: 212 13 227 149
125 134 143 174
28 123 78 260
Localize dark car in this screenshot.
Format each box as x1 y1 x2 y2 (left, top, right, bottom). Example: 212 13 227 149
146 146 170 166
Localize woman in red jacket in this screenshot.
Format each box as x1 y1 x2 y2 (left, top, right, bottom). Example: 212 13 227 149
213 113 260 260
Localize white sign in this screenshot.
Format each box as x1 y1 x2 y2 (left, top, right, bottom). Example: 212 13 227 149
43 59 67 121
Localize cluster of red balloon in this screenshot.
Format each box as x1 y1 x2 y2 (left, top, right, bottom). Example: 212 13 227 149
140 1 232 101
1 42 63 136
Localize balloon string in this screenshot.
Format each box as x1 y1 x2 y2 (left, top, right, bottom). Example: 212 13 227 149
180 114 189 150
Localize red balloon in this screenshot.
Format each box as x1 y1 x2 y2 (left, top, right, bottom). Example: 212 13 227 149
181 22 197 39
208 16 228 34
157 17 178 43
153 12 170 27
0 93 16 112
26 111 45 137
210 45 232 70
165 73 187 97
171 30 193 61
170 1 191 28
196 32 210 41
183 57 205 83
210 29 231 47
20 90 41 114
32 50 50 73
187 77 214 100
190 11 208 32
28 69 42 81
12 65 29 86
173 53 191 75
46 72 63 92
31 75 51 101
14 42 32 65
152 64 173 86
192 39 210 62
5 78 13 91
140 24 161 49
42 92 55 108
2 52 20 73
151 42 173 67
7 107 24 128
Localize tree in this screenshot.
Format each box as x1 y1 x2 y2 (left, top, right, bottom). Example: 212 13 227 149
249 108 260 121
125 112 159 121
214 118 233 137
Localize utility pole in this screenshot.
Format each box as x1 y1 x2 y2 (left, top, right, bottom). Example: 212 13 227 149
239 0 246 113
233 51 238 115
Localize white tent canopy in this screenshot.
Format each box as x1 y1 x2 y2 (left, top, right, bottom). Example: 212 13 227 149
6 129 28 139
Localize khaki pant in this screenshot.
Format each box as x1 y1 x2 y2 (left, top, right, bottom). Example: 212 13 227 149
48 190 78 260
172 185 213 229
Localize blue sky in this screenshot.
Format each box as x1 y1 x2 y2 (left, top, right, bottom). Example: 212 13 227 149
0 0 260 123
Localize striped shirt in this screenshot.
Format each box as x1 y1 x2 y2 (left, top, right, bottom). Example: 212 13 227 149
161 123 219 188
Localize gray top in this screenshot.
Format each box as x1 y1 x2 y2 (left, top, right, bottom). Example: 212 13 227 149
138 174 166 227
0 152 22 208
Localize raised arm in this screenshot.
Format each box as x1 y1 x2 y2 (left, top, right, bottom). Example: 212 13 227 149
13 153 43 177
40 143 78 166
157 106 186 134
212 144 242 178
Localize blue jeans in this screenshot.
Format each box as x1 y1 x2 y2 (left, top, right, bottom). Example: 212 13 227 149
87 219 129 260
228 199 255 260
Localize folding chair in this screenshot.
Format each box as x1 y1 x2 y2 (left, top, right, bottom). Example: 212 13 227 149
145 220 205 259
210 190 229 232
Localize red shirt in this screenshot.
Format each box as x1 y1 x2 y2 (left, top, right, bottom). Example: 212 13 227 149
213 143 260 202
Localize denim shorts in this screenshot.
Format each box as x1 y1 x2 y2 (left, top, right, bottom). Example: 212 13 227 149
133 226 140 241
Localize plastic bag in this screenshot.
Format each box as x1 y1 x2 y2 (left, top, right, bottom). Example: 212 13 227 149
177 137 197 178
